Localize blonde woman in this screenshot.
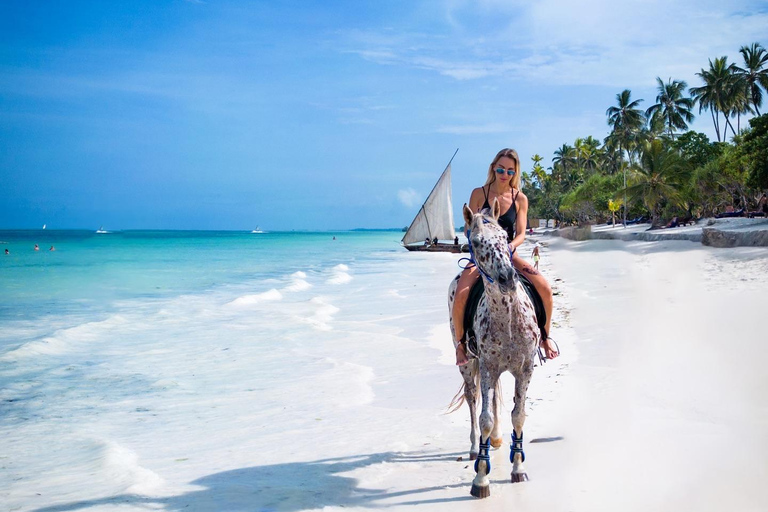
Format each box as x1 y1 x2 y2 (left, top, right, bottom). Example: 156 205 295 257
453 148 558 365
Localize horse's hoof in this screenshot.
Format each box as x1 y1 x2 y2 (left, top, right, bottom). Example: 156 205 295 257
511 472 529 483
470 483 490 498
490 437 503 449
469 452 478 461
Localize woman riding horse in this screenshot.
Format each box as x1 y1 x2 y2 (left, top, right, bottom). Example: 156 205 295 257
452 148 558 365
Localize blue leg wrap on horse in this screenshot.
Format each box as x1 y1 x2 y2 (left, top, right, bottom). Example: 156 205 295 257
510 430 525 463
474 437 492 474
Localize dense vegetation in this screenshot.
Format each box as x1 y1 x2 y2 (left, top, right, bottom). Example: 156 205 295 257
525 42 768 228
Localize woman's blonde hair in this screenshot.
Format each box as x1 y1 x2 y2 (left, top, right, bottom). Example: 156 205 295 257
483 148 521 190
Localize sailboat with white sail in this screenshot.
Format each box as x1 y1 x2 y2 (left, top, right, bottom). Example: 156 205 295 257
401 149 467 253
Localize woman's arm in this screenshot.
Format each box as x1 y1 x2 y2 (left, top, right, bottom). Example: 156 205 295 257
468 187 484 214
510 192 528 250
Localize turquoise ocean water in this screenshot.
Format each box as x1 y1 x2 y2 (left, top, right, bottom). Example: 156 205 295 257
0 229 402 332
1 228 469 508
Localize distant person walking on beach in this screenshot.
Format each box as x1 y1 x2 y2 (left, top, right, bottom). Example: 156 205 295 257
451 148 558 365
532 243 541 271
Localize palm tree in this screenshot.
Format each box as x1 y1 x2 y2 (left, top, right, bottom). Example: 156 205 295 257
573 138 585 170
579 136 601 173
690 57 740 141
623 140 686 228
735 42 768 116
529 154 544 185
606 89 646 161
729 77 753 133
601 135 623 175
638 108 667 145
552 144 575 173
606 89 645 225
645 77 694 137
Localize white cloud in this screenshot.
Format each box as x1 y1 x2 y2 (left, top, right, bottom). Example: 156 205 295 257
397 188 422 208
340 0 768 88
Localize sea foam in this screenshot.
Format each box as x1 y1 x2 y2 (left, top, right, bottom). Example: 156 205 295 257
327 263 353 284
101 440 165 494
0 315 128 361
225 288 283 307
299 296 340 331
284 271 312 292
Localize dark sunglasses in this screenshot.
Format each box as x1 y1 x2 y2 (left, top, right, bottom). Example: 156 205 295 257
495 167 516 176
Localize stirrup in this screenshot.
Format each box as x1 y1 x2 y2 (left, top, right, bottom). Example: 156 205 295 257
457 334 477 365
463 332 478 359
537 336 560 364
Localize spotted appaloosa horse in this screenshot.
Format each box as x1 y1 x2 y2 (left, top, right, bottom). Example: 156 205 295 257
447 199 540 498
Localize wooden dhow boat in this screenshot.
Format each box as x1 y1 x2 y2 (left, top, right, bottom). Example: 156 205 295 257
402 149 468 253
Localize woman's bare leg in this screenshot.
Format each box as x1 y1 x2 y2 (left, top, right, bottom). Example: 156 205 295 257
512 254 558 359
452 265 480 365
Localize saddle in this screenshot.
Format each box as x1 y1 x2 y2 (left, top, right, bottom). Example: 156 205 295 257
463 274 547 356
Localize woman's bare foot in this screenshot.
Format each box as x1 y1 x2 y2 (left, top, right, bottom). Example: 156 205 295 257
541 336 559 360
456 341 469 366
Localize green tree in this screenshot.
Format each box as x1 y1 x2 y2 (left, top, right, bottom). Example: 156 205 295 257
552 144 575 173
606 89 645 224
735 42 768 116
623 140 687 227
601 134 624 175
672 131 723 170
531 154 547 187
560 174 622 225
739 114 768 190
606 89 646 162
690 57 740 141
645 77 695 137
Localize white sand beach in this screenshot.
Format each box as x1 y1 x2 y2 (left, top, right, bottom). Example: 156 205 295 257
3 236 768 512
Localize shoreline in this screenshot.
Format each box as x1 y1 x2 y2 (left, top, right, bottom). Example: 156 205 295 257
543 217 768 247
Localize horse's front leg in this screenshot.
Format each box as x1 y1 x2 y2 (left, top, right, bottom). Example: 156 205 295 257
471 363 497 499
490 380 503 449
510 364 533 483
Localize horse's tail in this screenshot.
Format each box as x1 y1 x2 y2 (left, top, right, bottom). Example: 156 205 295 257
446 382 468 414
445 361 480 414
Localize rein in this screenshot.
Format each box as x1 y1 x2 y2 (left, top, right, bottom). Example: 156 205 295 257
458 220 516 284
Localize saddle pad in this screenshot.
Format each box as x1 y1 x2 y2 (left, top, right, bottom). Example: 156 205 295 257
464 274 547 355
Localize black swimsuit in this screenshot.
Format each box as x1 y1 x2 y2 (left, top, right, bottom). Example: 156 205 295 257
482 186 518 241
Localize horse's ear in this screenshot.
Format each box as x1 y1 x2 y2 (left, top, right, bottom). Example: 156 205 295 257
491 198 501 221
463 203 473 228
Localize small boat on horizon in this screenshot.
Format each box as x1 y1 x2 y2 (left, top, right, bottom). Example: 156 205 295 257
95 226 111 234
251 226 267 234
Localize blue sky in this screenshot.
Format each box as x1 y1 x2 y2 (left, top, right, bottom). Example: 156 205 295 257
2 0 767 230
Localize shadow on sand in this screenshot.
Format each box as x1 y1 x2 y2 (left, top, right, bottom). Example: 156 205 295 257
33 451 478 512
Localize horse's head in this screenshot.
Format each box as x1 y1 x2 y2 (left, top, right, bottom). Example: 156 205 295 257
463 199 517 294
